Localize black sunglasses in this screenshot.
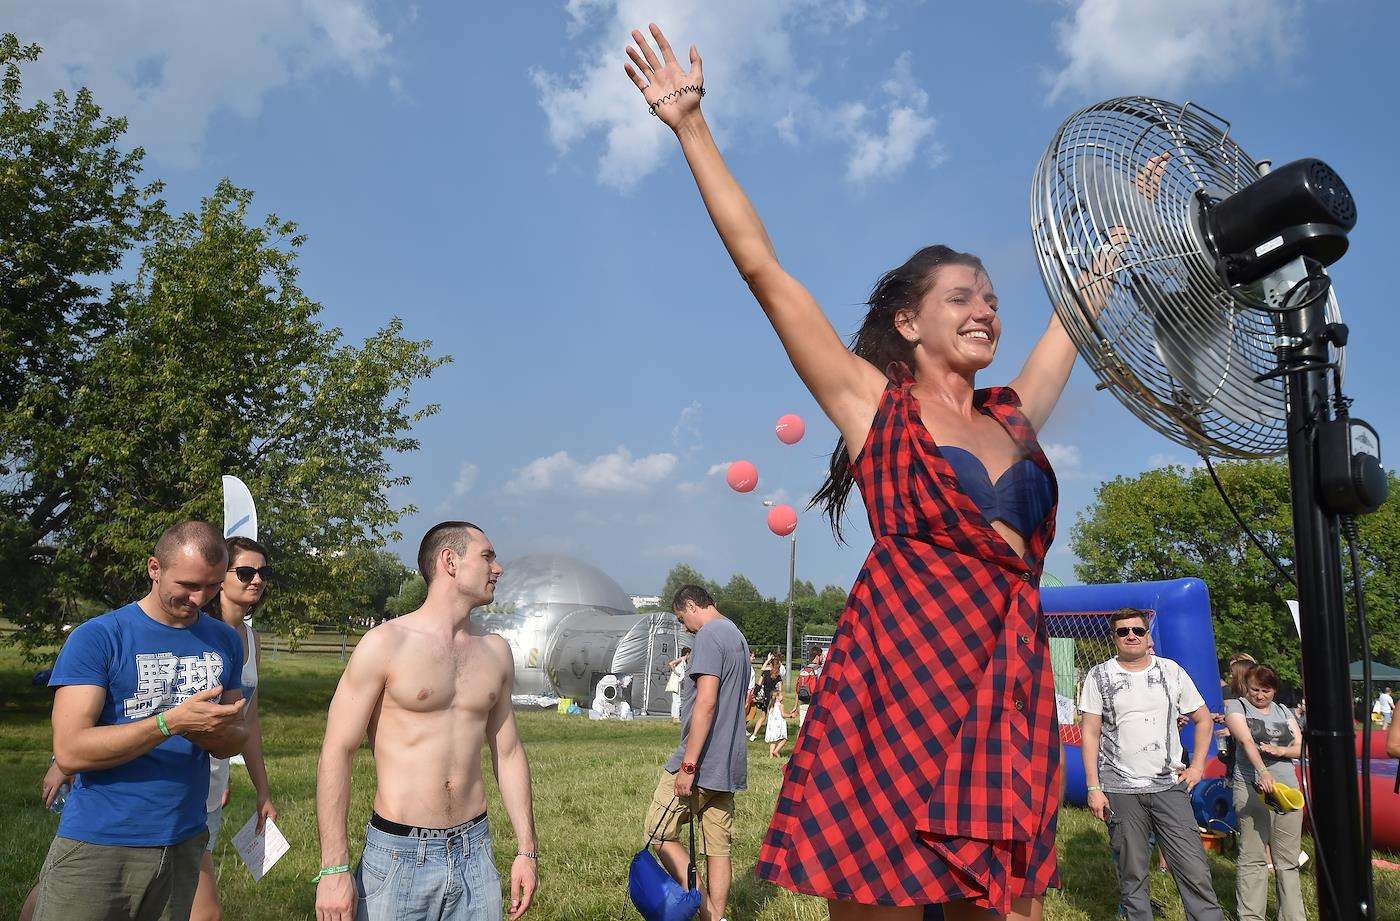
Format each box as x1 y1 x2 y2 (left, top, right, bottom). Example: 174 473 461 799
229 565 273 583
1114 626 1148 637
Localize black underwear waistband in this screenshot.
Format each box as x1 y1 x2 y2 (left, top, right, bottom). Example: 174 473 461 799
370 810 488 839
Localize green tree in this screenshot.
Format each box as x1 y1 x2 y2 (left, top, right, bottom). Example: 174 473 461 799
0 35 164 414
792 578 817 599
0 35 167 632
344 549 410 622
721 573 762 604
817 583 849 617
1071 460 1400 683
659 562 709 609
385 572 428 618
3 172 447 648
740 599 787 651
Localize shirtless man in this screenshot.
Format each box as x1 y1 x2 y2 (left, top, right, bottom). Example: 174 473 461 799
315 521 538 921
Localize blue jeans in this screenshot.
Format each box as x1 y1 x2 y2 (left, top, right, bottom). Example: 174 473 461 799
355 818 503 921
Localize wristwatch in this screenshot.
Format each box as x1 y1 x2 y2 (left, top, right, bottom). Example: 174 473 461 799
680 761 697 775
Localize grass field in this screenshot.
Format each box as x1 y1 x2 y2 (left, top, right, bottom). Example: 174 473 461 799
1 643 1395 920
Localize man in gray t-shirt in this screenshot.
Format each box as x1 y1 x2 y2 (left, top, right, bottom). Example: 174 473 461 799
643 585 749 921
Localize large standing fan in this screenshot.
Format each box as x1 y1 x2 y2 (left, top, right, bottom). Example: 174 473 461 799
1031 97 1385 921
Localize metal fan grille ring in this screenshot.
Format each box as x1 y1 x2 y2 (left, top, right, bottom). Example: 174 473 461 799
1029 96 1326 459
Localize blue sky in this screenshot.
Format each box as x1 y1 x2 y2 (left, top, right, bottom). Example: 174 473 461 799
8 0 1398 599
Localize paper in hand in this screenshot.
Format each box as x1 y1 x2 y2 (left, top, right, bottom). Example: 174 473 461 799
232 813 290 881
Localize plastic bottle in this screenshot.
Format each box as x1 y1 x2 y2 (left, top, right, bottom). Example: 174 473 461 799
49 781 70 814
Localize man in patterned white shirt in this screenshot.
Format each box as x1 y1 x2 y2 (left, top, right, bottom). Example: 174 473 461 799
1079 608 1224 921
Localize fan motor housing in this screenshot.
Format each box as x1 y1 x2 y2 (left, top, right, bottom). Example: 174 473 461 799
1319 417 1387 515
1205 158 1355 285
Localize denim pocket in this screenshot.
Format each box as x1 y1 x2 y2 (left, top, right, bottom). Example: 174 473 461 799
466 832 504 920
479 831 501 883
357 844 400 902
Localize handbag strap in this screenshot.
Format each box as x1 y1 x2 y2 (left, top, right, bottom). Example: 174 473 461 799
641 792 699 883
687 791 698 891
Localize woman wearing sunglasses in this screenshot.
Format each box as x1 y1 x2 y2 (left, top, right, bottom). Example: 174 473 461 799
192 536 278 921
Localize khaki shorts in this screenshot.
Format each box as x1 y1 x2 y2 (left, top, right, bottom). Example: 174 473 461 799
33 830 208 921
643 770 735 857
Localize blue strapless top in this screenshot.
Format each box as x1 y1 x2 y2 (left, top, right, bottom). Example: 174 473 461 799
940 446 1054 537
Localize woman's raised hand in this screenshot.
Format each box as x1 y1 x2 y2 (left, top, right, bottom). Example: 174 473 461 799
624 23 703 130
1133 151 1171 203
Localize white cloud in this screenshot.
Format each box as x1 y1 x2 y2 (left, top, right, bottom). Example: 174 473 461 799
533 1 935 190
843 103 937 185
7 0 395 167
1043 442 1082 471
1047 0 1302 101
824 53 940 184
506 446 677 494
677 459 729 496
1146 452 1205 471
1043 441 1102 482
434 462 479 512
671 400 703 453
450 463 478 496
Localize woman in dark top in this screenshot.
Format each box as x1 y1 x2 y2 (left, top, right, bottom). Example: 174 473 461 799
750 654 782 742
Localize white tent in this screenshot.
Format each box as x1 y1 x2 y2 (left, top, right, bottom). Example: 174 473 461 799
542 609 643 700
611 612 688 716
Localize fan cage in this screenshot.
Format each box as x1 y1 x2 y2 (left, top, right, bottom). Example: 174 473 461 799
1030 96 1341 459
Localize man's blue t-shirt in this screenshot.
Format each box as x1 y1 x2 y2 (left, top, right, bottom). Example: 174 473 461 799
50 602 244 846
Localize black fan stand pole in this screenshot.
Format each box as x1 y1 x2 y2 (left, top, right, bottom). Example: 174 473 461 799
1281 300 1373 921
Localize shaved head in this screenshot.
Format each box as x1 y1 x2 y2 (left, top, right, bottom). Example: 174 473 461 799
153 520 227 568
417 520 484 585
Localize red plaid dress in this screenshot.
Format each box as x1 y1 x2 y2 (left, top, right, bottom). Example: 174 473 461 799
756 364 1062 913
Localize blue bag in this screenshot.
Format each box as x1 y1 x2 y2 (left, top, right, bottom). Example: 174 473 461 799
625 795 700 921
1190 776 1236 833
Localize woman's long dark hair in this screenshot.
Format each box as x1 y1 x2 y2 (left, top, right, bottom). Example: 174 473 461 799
202 535 271 620
808 245 985 542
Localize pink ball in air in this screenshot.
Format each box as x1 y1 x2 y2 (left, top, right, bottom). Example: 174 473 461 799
775 413 805 445
766 503 797 536
726 460 758 493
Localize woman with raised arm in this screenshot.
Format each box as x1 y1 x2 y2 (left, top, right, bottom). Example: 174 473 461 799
623 23 1160 921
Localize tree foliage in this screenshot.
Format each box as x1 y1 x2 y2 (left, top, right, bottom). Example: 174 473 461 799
385 572 428 618
0 35 164 416
345 549 411 623
658 563 716 611
1071 460 1400 683
0 39 446 649
655 562 850 652
721 573 762 604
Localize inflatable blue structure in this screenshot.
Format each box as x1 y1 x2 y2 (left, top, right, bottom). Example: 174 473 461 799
1042 578 1223 808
